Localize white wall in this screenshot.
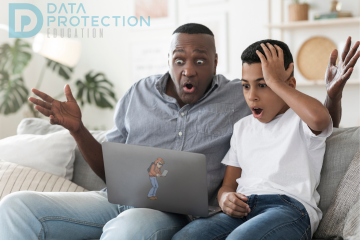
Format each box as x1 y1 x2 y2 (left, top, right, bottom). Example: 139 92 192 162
0 0 359 139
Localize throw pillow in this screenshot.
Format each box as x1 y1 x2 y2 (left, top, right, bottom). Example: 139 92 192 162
314 151 360 239
0 160 87 200
343 196 360 240
0 130 76 180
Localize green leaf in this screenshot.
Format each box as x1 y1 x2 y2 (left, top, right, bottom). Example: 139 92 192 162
46 58 73 80
0 39 32 75
0 71 29 115
75 71 117 109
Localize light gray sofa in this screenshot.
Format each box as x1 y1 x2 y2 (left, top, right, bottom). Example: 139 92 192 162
19 118 360 239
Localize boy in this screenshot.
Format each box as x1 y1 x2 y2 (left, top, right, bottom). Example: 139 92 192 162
172 40 333 240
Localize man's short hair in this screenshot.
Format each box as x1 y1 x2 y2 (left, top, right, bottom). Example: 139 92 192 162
173 23 214 36
241 39 294 77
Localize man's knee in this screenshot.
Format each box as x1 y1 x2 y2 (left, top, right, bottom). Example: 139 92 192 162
1 191 38 213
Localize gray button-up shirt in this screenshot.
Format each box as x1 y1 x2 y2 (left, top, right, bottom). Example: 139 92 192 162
106 72 251 205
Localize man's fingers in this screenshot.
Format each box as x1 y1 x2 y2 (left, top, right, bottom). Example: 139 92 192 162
28 97 52 110
266 43 277 59
329 49 338 67
31 88 54 103
345 51 360 72
64 84 76 102
344 41 360 66
260 43 272 59
34 105 52 117
49 115 60 125
341 36 351 62
340 67 353 83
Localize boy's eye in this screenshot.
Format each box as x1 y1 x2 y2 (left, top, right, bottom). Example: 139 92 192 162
259 84 267 88
196 60 204 65
175 59 184 65
242 84 250 89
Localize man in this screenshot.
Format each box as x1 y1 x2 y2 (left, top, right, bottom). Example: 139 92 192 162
0 23 358 240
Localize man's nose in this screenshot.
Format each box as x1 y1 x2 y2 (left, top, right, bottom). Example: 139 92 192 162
182 63 196 77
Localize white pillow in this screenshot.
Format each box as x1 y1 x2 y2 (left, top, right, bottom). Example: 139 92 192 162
0 130 76 180
0 160 87 200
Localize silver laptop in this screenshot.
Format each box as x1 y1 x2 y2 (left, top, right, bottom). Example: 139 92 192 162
102 142 221 217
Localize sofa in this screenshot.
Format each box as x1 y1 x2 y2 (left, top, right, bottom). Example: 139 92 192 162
7 119 360 239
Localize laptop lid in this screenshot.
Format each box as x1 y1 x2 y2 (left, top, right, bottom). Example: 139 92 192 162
102 142 209 217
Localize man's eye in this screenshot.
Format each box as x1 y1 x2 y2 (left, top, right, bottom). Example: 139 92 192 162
259 84 267 88
175 59 184 64
196 60 204 65
242 84 250 89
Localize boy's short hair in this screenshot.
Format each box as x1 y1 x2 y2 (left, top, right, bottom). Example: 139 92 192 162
241 39 294 77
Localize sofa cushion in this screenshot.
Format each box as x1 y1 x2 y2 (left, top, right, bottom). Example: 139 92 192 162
314 151 360 239
317 127 360 215
343 197 360 239
0 160 87 200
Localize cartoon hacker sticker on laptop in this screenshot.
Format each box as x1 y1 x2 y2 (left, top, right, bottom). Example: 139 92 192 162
147 158 168 200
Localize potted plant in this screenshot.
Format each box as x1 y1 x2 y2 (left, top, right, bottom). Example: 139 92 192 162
289 0 309 22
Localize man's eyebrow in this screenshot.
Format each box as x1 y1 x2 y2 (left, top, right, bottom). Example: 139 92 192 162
193 49 207 54
173 49 185 54
241 78 265 82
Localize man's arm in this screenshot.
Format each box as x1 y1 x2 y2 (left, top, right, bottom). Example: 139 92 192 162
29 84 106 182
324 37 360 127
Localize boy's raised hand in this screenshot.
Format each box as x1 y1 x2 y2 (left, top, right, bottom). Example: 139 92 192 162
256 43 294 85
218 192 250 218
28 84 82 134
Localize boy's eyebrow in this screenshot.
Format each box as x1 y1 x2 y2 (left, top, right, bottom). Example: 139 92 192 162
241 78 265 82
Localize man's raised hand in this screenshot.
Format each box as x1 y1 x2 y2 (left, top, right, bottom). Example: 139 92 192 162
28 84 82 134
325 36 360 101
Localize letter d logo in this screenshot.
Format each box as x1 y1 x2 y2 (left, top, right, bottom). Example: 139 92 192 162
9 3 43 38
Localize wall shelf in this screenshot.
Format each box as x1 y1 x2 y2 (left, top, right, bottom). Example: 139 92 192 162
266 17 360 30
297 79 360 87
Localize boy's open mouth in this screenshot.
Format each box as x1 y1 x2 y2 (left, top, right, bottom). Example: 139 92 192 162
183 83 195 93
252 107 263 119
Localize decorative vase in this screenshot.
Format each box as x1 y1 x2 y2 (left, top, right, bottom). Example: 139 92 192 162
289 3 309 22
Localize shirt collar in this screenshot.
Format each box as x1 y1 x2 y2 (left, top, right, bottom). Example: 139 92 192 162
155 71 219 104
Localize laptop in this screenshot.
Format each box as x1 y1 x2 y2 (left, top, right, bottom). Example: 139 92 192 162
102 142 221 217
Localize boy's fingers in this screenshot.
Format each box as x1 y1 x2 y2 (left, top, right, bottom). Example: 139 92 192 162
260 43 272 59
223 206 247 218
224 201 248 213
274 45 284 61
266 43 277 59
235 193 248 201
344 41 360 66
256 50 266 63
286 63 294 77
341 36 351 62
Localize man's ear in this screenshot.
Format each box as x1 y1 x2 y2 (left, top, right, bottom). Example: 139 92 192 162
214 53 218 75
286 77 296 89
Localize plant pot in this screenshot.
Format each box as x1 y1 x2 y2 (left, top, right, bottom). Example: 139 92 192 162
289 3 309 22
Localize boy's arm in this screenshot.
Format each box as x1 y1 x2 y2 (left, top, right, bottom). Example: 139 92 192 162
217 166 250 218
257 43 331 133
324 37 360 127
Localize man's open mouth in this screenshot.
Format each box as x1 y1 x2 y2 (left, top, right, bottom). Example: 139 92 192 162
183 83 195 93
252 107 263 119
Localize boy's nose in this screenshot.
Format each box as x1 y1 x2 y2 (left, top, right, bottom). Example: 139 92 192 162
248 89 259 101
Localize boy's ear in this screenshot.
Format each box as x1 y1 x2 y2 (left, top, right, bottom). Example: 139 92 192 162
286 77 296 89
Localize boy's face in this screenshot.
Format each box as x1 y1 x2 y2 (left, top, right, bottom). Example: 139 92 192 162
241 63 292 123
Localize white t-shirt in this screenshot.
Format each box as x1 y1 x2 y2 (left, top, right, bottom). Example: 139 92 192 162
222 108 333 237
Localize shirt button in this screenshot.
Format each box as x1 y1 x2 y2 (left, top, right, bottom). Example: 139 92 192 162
181 112 185 116
178 132 183 136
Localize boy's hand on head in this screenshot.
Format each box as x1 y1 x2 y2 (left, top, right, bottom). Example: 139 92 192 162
218 192 251 218
325 36 360 101
256 43 294 86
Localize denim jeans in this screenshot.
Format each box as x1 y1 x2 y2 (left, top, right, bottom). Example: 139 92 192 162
172 194 312 240
148 177 159 197
0 191 189 240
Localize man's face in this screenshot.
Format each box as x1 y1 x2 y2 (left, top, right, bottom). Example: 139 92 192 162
241 63 292 123
157 163 163 168
167 33 218 107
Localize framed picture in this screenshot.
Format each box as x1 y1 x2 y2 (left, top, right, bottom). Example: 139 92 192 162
186 12 228 74
129 0 177 29
131 39 170 82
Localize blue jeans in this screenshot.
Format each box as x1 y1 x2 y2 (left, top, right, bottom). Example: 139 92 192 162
172 194 312 240
0 191 189 240
148 177 159 197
